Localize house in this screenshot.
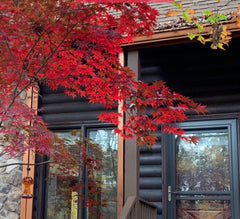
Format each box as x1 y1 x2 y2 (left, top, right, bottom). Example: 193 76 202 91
0 1 240 219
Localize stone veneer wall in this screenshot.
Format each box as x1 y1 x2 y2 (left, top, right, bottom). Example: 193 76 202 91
0 92 26 219
0 152 22 219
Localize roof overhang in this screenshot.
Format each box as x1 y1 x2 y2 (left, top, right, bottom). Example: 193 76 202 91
122 21 240 50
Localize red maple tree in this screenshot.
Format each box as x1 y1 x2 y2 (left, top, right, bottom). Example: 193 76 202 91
0 1 209 216
0 0 206 157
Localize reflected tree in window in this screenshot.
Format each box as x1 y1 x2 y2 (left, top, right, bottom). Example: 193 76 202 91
88 129 118 219
46 130 105 219
176 130 230 192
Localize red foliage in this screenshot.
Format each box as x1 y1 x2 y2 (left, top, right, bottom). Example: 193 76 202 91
0 0 206 157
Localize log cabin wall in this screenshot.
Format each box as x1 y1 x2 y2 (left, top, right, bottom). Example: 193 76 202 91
38 85 109 128
139 134 163 218
140 37 240 115
138 36 240 219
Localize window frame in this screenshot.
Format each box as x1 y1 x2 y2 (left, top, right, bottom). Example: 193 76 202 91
33 122 118 219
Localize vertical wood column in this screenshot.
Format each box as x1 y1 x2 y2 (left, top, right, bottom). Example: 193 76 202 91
20 87 38 219
124 51 140 201
117 52 125 215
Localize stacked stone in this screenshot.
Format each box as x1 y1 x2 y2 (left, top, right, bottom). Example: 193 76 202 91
0 92 27 219
0 150 22 219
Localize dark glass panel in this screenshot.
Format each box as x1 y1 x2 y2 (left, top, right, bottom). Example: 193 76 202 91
87 129 118 219
176 130 230 191
47 132 80 219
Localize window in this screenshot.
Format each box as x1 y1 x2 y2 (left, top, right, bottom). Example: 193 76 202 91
87 129 118 218
45 127 118 219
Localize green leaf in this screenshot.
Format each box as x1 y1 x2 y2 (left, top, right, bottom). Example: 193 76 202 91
172 0 183 10
218 43 225 50
194 21 203 33
206 15 219 24
217 14 227 20
197 35 206 44
188 33 197 40
183 12 191 22
203 10 212 16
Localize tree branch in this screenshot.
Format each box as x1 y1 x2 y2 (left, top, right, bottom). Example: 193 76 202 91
7 77 35 110
20 15 63 76
3 36 21 76
33 21 81 78
6 20 81 111
0 160 51 168
0 160 86 169
217 0 235 11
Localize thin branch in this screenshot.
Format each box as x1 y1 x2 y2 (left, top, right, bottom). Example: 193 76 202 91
8 21 81 110
217 0 235 11
2 38 26 112
0 160 52 168
33 21 81 78
7 77 35 110
3 17 65 112
20 15 63 76
3 36 21 76
20 33 45 75
0 160 86 169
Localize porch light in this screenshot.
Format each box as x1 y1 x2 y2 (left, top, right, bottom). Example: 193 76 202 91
22 176 34 199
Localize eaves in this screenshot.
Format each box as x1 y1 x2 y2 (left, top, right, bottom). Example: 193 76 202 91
122 20 240 50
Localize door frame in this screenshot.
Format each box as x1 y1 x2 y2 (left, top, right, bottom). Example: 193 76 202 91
164 119 240 219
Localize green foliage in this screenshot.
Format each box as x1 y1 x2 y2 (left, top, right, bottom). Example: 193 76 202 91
183 12 191 22
206 15 219 23
169 0 238 50
194 21 203 33
188 33 197 40
217 14 227 20
203 10 213 16
171 0 183 9
197 35 206 44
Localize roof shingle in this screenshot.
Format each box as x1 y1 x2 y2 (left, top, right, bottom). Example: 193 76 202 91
150 0 240 31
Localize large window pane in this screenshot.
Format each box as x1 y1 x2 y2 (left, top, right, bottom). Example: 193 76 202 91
176 130 230 191
47 132 79 219
47 175 78 219
88 129 118 219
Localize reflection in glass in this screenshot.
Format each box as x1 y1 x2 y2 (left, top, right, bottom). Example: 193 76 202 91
88 129 118 219
47 132 79 219
46 130 118 219
177 200 231 219
176 130 230 191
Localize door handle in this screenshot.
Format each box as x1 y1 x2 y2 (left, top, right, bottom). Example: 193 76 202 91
168 186 171 201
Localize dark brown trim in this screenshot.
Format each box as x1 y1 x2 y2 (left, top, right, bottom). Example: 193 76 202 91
124 51 140 201
122 22 240 51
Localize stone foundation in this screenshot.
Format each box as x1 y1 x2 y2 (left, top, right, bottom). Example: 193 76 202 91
0 147 22 219
0 89 27 219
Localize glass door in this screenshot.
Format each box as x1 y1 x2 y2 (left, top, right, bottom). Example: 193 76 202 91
166 120 239 219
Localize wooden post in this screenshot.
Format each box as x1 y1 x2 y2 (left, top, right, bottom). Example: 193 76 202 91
117 52 125 215
124 51 140 201
20 87 38 219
